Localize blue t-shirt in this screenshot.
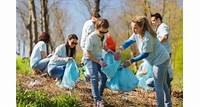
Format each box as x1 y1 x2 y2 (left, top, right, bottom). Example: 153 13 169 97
30 41 47 68
122 32 169 65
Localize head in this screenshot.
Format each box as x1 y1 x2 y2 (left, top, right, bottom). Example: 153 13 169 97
39 32 50 43
131 15 157 37
66 34 78 48
91 11 101 23
151 13 162 27
95 18 109 37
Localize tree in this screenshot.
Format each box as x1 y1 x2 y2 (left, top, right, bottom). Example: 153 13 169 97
29 0 38 45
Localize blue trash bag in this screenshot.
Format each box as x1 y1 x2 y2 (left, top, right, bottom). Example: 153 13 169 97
101 51 138 92
136 60 154 91
106 67 139 92
59 59 80 89
101 52 120 79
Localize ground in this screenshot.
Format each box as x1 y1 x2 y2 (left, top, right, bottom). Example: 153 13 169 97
17 72 183 107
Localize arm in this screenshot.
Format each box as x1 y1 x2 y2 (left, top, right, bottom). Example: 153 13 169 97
130 52 149 63
159 34 169 43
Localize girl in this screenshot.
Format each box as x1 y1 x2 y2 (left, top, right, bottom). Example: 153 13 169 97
30 32 50 74
118 16 172 107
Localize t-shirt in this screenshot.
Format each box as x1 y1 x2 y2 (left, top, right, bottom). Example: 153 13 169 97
156 23 171 53
30 41 47 68
80 19 95 51
122 32 169 65
84 31 103 60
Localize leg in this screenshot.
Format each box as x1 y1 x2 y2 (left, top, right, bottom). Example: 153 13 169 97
48 65 65 80
34 58 50 73
84 59 101 102
98 64 107 97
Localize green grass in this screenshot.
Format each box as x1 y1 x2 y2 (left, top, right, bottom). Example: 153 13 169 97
16 86 80 107
16 56 32 75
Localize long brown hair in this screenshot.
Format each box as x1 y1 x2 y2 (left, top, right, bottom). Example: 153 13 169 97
65 34 78 57
132 16 157 38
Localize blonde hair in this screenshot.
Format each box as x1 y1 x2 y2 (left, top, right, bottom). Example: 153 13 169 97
132 16 157 38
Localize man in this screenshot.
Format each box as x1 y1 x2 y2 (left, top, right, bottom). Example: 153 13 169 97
151 13 173 94
81 11 101 51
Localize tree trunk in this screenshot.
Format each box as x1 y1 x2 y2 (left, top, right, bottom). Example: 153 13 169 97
143 0 152 18
40 0 49 33
162 0 166 17
29 0 38 45
94 0 100 14
27 13 33 56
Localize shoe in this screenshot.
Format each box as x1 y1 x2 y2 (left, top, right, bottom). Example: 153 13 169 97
96 100 104 107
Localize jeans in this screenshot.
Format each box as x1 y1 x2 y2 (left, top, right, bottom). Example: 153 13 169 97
84 59 107 102
48 65 66 80
153 59 172 107
32 58 50 73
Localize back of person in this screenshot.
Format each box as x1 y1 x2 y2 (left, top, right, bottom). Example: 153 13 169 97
81 19 95 50
30 41 46 68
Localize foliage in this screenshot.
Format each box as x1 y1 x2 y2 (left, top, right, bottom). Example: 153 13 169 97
16 56 32 75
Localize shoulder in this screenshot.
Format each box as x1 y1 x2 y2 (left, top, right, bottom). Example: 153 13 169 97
84 20 93 26
159 23 169 29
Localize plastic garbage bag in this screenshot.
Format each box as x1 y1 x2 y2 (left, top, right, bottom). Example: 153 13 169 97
59 59 80 89
136 60 154 91
101 52 138 92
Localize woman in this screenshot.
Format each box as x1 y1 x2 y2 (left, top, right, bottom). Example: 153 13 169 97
30 32 50 74
48 34 78 83
118 16 172 107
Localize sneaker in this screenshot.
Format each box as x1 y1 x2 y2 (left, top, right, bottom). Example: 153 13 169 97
96 100 104 107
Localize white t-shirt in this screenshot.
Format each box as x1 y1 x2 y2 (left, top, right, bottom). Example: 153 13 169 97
30 41 47 68
84 31 103 60
80 19 95 51
156 23 171 53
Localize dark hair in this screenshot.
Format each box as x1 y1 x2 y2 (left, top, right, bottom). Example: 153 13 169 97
39 32 50 43
95 18 109 29
151 13 162 22
91 10 101 18
65 34 78 57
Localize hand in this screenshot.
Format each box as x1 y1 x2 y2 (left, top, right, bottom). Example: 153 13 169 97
114 52 121 60
123 60 131 67
98 60 107 67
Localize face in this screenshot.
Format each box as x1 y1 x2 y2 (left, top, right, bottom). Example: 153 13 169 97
98 27 108 37
68 39 78 48
131 22 143 34
92 17 99 23
151 16 159 27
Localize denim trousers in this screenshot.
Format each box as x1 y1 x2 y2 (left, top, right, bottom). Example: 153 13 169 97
84 59 107 102
32 58 50 73
153 59 172 107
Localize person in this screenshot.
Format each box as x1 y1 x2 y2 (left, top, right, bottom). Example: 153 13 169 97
136 60 154 91
81 11 101 51
30 32 50 74
151 13 173 94
83 18 109 107
80 11 101 81
47 34 78 84
117 16 172 107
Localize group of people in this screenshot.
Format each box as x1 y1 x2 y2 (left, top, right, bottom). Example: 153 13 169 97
29 11 173 107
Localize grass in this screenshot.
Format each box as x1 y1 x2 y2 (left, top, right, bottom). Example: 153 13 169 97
17 86 80 107
16 56 32 75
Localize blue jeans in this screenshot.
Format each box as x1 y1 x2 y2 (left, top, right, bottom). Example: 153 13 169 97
84 59 107 102
48 65 66 80
32 58 50 73
153 59 172 107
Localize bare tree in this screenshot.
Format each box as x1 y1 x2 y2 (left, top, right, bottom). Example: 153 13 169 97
29 0 38 45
